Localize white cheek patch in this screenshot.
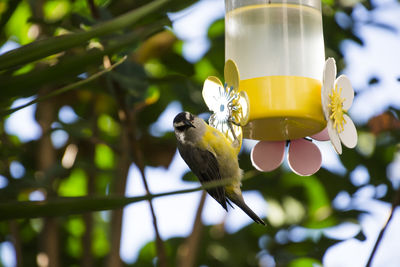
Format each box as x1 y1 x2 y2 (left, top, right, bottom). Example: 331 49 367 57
175 131 185 142
185 112 193 121
174 122 185 128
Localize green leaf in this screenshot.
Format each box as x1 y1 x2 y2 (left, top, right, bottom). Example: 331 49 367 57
4 1 32 45
95 144 115 169
43 0 71 22
58 168 88 197
92 224 110 257
98 114 121 137
288 257 321 267
66 217 86 237
1 55 127 114
0 30 147 99
0 0 169 70
137 241 157 264
67 235 83 258
283 173 333 228
182 171 198 182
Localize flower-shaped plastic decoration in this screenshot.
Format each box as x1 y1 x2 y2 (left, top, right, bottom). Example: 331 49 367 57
250 58 358 176
202 59 249 149
250 128 329 176
322 58 357 154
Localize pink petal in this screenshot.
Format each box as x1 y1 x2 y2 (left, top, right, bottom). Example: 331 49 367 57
311 127 330 141
288 139 322 176
251 141 285 172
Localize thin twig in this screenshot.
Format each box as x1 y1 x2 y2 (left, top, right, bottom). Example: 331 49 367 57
131 120 168 267
177 191 207 267
36 92 60 267
114 81 168 267
82 114 97 267
137 163 168 267
87 0 100 19
107 115 130 267
9 220 23 267
365 186 400 267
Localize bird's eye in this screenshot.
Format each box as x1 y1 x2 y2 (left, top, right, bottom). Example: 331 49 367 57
176 125 187 132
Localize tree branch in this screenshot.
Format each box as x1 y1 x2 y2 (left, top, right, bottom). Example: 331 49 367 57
36 92 59 267
81 115 98 267
177 191 207 267
136 160 168 267
9 220 23 267
365 186 400 267
87 0 100 19
0 176 252 220
107 94 132 267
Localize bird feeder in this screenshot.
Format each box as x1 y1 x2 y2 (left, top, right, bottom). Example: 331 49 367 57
225 0 326 141
203 0 357 176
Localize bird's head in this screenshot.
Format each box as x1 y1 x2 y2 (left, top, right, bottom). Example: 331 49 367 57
173 111 196 132
173 112 206 143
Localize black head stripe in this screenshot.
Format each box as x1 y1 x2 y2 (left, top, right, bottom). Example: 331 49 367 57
174 112 196 132
173 112 189 124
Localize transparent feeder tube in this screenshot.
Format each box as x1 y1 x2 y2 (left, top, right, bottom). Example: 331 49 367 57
225 0 326 141
225 0 324 80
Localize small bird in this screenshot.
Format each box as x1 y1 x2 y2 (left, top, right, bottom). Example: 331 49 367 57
173 111 265 225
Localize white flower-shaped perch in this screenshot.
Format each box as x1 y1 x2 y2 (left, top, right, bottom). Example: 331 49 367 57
202 59 249 149
322 58 357 154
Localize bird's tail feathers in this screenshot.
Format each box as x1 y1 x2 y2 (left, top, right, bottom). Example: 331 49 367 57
228 195 266 226
226 198 234 209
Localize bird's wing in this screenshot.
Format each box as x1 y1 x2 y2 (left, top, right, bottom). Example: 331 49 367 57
178 144 228 210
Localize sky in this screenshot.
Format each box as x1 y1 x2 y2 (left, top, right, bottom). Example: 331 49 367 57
1 0 400 266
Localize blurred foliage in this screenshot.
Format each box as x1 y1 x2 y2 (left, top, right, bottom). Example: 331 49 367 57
0 0 399 266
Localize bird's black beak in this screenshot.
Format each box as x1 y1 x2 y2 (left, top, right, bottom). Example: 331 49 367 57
184 120 195 128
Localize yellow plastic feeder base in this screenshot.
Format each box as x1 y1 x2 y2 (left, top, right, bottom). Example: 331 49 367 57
241 75 327 141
